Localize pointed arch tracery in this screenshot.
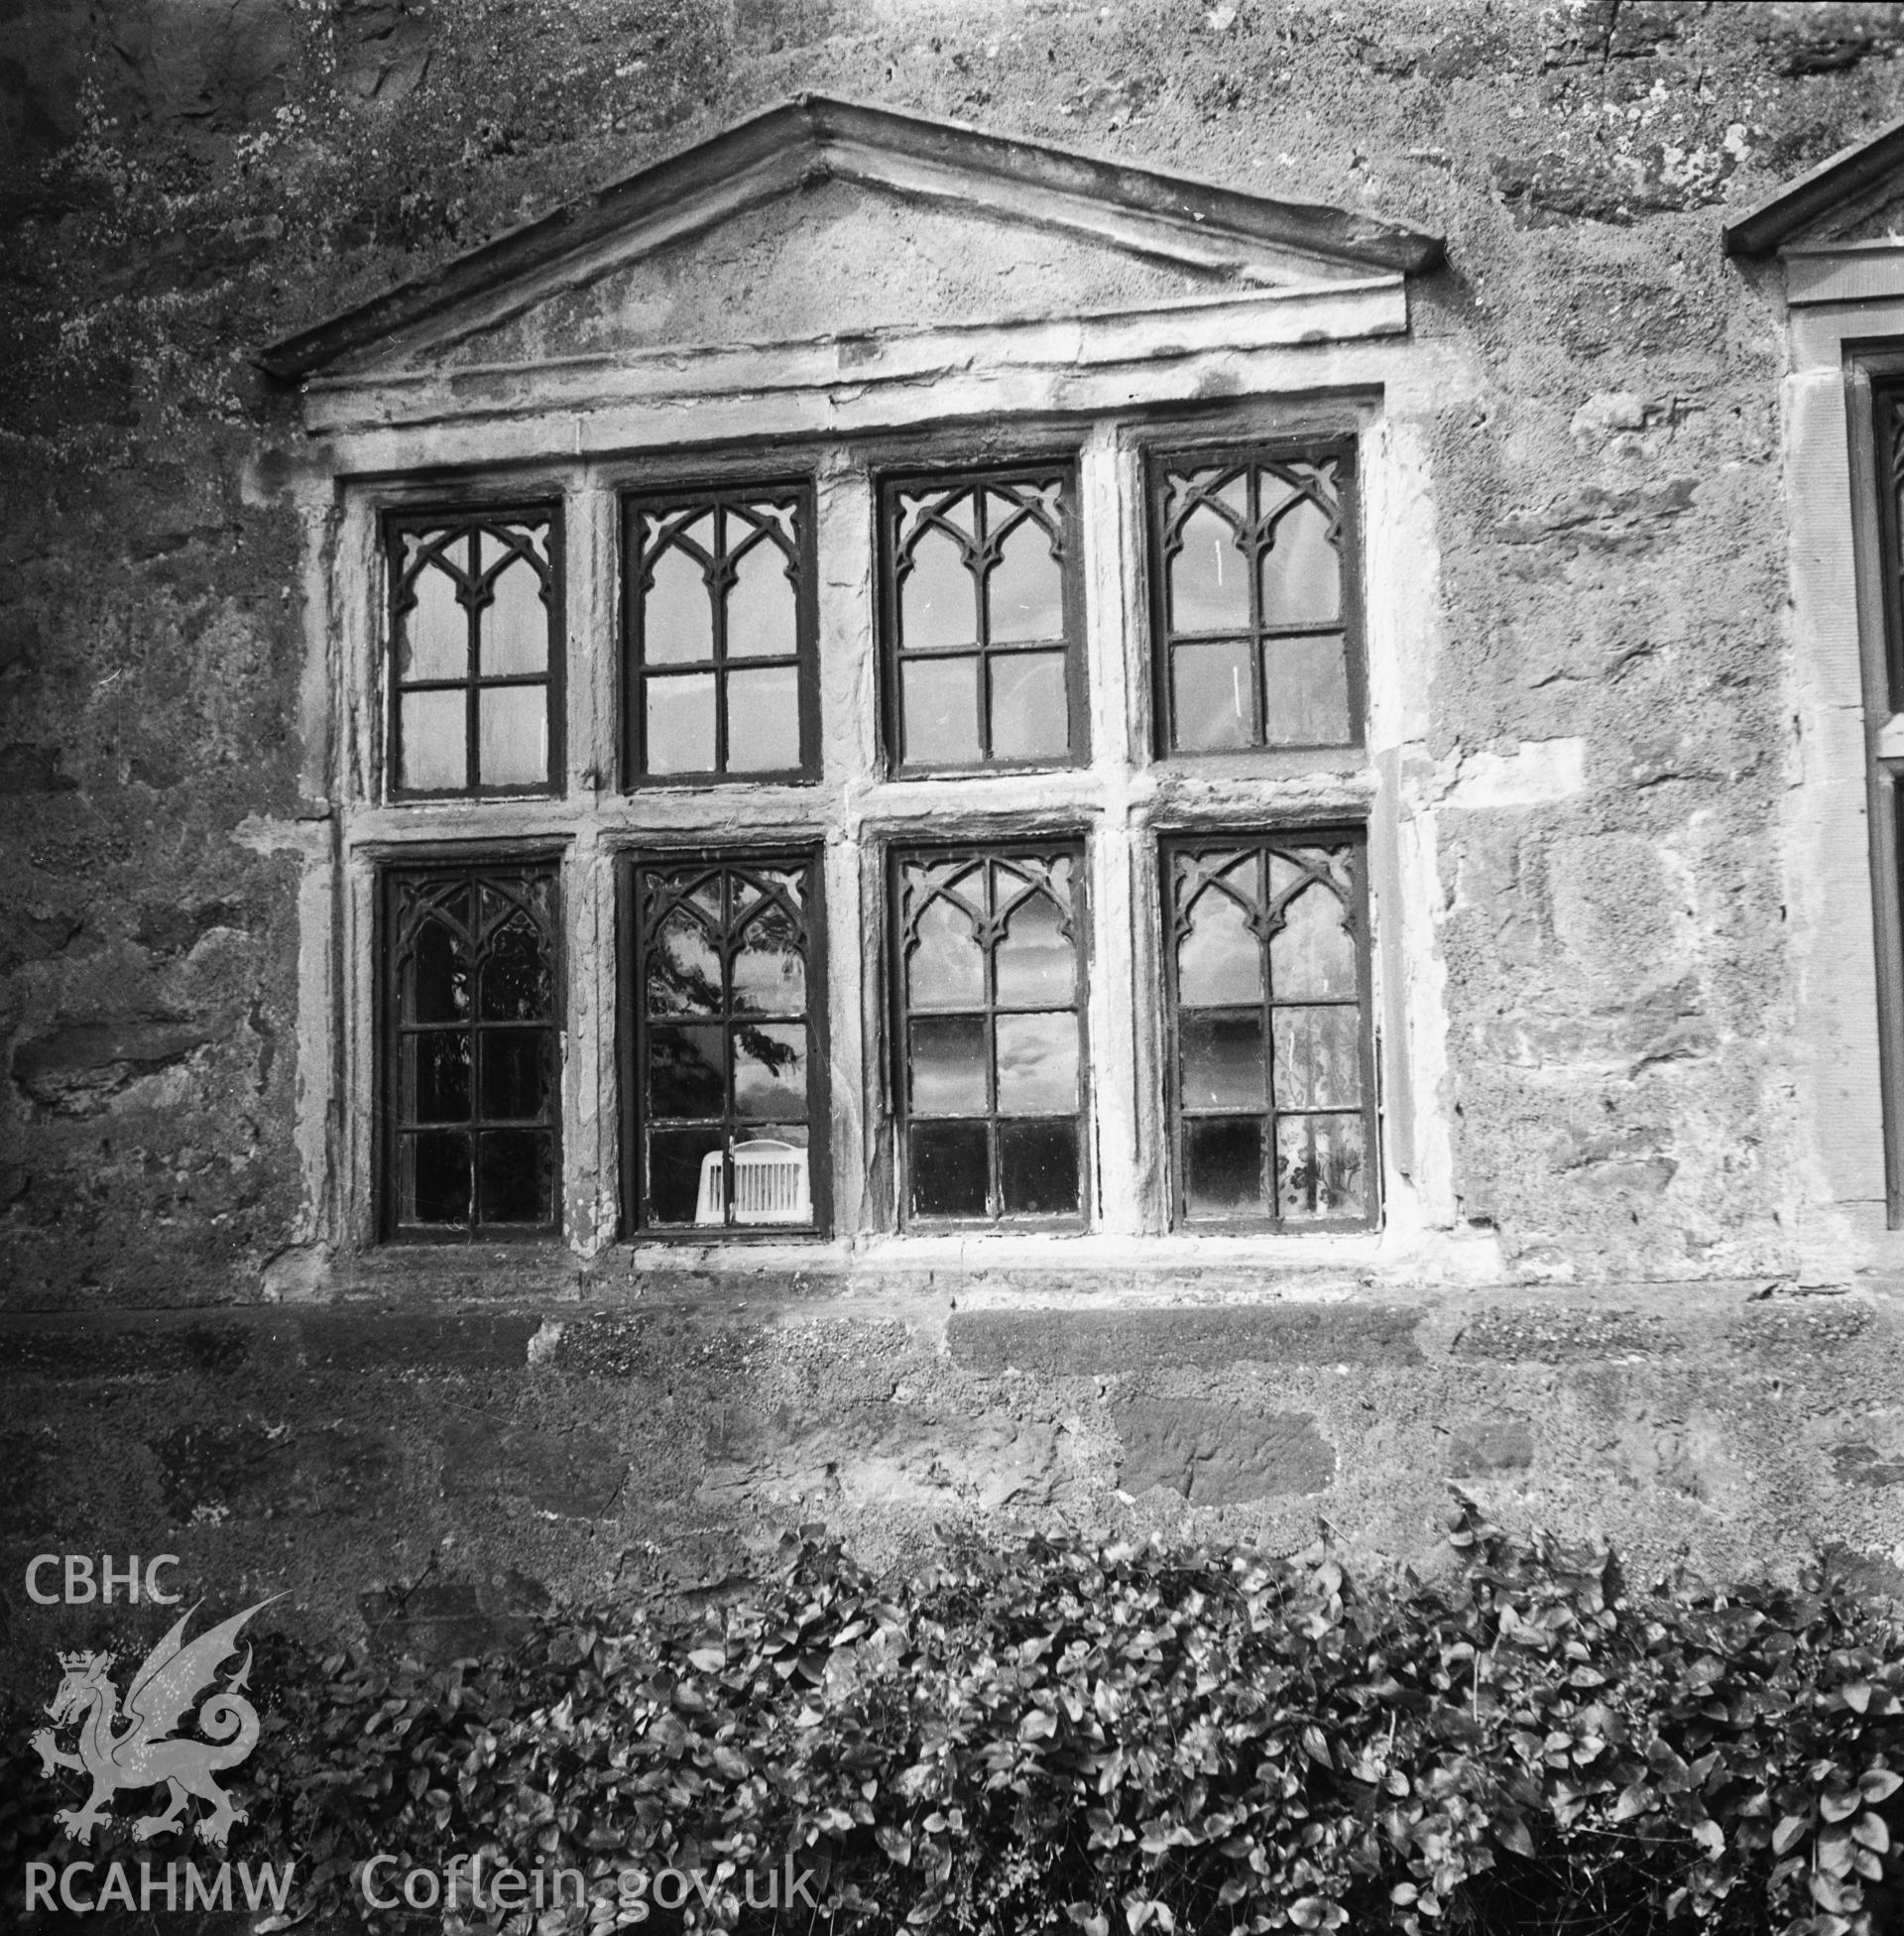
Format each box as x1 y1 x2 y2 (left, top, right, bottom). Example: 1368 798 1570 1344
629 854 824 1232
1150 447 1360 756
386 507 561 797
894 845 1086 1225
385 861 561 1237
883 468 1082 772
1164 832 1373 1227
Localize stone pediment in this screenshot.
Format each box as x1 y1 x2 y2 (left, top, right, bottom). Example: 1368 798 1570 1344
260 95 1442 385
1725 111 1904 256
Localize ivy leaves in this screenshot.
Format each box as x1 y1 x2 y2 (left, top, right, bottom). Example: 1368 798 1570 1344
10 1511 1900 1936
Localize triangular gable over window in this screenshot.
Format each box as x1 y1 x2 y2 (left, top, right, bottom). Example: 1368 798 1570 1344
1725 112 1904 303
260 95 1443 433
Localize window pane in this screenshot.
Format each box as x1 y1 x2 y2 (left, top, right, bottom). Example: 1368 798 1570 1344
399 688 467 790
726 665 801 772
726 539 797 658
1259 492 1340 626
910 1121 988 1218
734 1023 807 1119
413 1034 471 1123
1184 1117 1262 1216
995 1012 1078 1116
1177 878 1262 1008
649 1126 723 1225
988 652 1069 762
1180 1011 1264 1110
649 907 722 1017
410 917 470 1024
901 656 981 764
478 1130 553 1224
646 673 717 774
481 1029 550 1121
908 889 985 1009
732 892 806 1016
1276 1113 1367 1221
477 683 547 788
994 881 1075 1007
1000 1121 1078 1215
401 557 468 680
407 1130 471 1224
910 1015 989 1116
481 554 549 675
1269 878 1357 999
988 515 1064 643
1171 640 1252 751
644 532 715 665
901 524 976 650
1171 500 1250 634
1272 1007 1363 1111
479 908 553 1021
648 1024 724 1117
1263 634 1352 747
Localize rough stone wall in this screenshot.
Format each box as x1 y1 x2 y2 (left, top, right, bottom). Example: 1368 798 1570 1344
7 0 1904 1671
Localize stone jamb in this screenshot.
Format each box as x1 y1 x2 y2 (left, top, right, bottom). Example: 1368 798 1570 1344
1778 265 1904 1277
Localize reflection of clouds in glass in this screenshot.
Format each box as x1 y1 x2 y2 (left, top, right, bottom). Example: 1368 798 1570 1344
911 1016 987 1115
996 1013 1078 1115
995 889 1074 1006
733 902 806 1013
908 892 984 1008
1270 882 1355 999
1178 884 1260 1007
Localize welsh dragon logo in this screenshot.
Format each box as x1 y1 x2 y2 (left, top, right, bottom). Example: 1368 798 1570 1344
31 1597 281 1849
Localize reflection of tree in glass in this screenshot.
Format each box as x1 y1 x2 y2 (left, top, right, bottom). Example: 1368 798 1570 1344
642 870 807 1101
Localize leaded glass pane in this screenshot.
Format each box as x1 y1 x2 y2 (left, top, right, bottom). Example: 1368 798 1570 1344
900 656 981 765
401 552 468 679
482 553 549 674
399 689 467 792
477 684 546 788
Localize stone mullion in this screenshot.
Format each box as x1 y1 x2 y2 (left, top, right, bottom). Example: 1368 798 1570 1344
816 451 876 1237
566 477 617 1252
1080 426 1148 1237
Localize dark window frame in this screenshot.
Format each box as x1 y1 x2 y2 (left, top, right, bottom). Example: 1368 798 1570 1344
383 503 565 800
619 845 832 1241
1144 437 1365 761
1160 824 1377 1233
878 461 1089 776
378 852 565 1244
888 836 1093 1231
621 481 821 787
